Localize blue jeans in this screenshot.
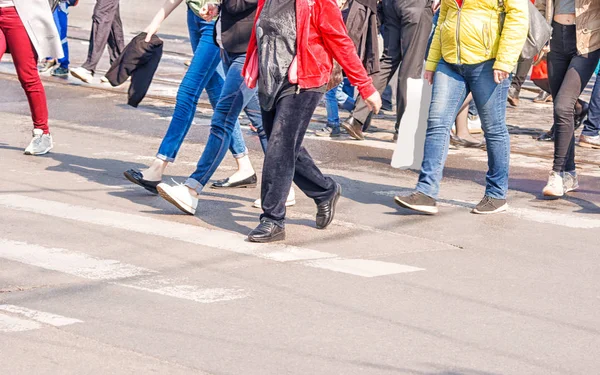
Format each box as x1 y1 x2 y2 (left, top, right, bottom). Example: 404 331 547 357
417 59 511 200
185 51 261 193
48 4 69 68
581 76 599 137
326 81 355 128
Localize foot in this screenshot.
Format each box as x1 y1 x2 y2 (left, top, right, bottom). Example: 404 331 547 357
394 192 438 215
471 196 508 214
157 182 199 215
211 173 257 189
533 91 552 103
316 183 341 229
100 76 109 84
315 126 341 137
451 134 486 148
70 67 94 83
542 171 565 198
38 59 56 73
579 134 600 149
253 188 296 208
248 219 286 243
563 171 579 193
507 87 520 107
536 131 554 142
24 129 53 156
51 66 69 77
123 169 161 194
341 117 365 140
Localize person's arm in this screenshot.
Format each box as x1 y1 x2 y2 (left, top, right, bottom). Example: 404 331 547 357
535 0 546 19
145 0 185 41
223 0 257 14
424 0 448 74
317 0 380 112
494 0 529 74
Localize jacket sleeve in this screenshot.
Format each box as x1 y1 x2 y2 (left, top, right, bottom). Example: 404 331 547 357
494 0 529 73
425 2 448 72
223 0 258 14
317 0 376 100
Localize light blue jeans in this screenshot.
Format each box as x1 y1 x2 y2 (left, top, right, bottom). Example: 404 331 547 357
325 81 355 128
416 59 511 199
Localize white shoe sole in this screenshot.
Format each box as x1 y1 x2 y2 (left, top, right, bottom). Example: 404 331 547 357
71 70 93 83
157 185 197 215
471 203 508 215
253 199 296 209
24 145 53 156
394 197 438 215
542 188 564 198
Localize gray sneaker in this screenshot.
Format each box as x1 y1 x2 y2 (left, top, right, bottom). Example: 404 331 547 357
472 196 508 214
24 129 53 156
579 134 600 149
315 126 341 137
394 192 438 215
563 171 579 193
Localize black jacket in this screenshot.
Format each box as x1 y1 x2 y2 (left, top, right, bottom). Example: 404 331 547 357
215 0 257 53
105 33 163 108
345 0 380 75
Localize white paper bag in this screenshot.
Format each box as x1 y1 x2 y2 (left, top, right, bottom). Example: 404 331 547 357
391 78 433 170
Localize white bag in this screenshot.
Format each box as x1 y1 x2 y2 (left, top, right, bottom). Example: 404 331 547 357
391 78 432 170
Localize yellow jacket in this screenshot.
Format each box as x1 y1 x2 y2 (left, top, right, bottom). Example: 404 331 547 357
426 0 529 74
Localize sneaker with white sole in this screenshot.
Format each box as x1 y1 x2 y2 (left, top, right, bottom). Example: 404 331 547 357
394 192 438 215
471 196 508 214
157 182 198 215
253 188 296 208
542 171 565 197
70 67 94 83
563 171 579 193
24 129 53 155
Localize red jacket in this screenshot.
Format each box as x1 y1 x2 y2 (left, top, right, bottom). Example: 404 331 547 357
242 0 377 101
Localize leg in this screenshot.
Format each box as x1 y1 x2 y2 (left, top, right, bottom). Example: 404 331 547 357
335 81 355 111
509 57 534 96
0 8 50 134
416 60 468 199
56 4 69 69
468 60 511 199
260 92 334 224
106 2 124 66
325 87 341 129
581 77 600 137
243 93 268 153
82 0 120 72
186 7 202 53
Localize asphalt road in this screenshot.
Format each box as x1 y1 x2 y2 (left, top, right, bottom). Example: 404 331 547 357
1 3 600 374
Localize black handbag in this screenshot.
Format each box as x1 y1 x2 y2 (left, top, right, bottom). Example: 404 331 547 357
498 0 552 61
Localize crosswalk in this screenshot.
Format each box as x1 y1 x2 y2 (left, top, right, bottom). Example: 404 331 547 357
0 304 82 333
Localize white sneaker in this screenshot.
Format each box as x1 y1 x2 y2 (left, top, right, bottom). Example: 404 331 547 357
157 182 198 215
100 76 109 84
542 171 564 197
24 129 53 155
70 67 94 83
253 188 296 208
563 171 579 193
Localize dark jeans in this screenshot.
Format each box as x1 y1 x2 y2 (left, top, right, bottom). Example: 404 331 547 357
548 22 600 172
352 0 432 131
581 77 600 137
82 0 124 73
510 56 535 94
260 92 336 225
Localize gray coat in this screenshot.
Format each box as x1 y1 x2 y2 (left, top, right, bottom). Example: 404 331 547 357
12 0 63 59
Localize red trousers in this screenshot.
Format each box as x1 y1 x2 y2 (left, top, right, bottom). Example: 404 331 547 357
0 7 49 134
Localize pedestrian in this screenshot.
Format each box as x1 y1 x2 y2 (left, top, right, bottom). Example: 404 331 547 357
394 0 528 215
243 0 382 242
342 0 434 141
451 94 486 149
578 62 600 149
39 0 78 77
70 0 124 83
124 0 268 199
538 0 600 198
316 79 356 137
155 0 286 215
0 0 63 155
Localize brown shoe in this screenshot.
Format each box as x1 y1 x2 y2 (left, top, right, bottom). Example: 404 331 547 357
342 117 365 140
533 91 552 103
579 134 600 149
507 87 520 107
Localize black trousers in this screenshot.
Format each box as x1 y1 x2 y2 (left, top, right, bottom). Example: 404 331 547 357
260 92 335 225
351 0 433 131
548 22 600 172
82 0 125 73
510 56 535 94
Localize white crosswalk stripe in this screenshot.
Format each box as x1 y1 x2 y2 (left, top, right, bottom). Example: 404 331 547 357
0 194 425 278
0 305 82 333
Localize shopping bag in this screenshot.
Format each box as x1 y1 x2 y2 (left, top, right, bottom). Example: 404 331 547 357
391 77 432 170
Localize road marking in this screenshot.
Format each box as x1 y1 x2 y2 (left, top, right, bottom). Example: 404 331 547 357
0 195 423 278
0 305 82 327
303 259 423 278
0 314 41 333
0 239 248 304
375 190 600 229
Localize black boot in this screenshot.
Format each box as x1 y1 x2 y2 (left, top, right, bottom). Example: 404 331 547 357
342 117 365 140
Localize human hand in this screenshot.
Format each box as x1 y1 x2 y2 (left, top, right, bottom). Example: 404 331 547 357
431 0 440 12
424 70 434 85
365 92 382 114
542 44 550 54
199 3 219 21
144 23 160 42
493 69 509 84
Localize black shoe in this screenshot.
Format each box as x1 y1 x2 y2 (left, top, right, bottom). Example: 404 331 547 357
316 183 342 229
392 131 398 142
394 192 438 215
248 219 286 243
124 169 160 194
471 196 508 214
341 117 365 140
211 174 257 189
536 130 554 142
